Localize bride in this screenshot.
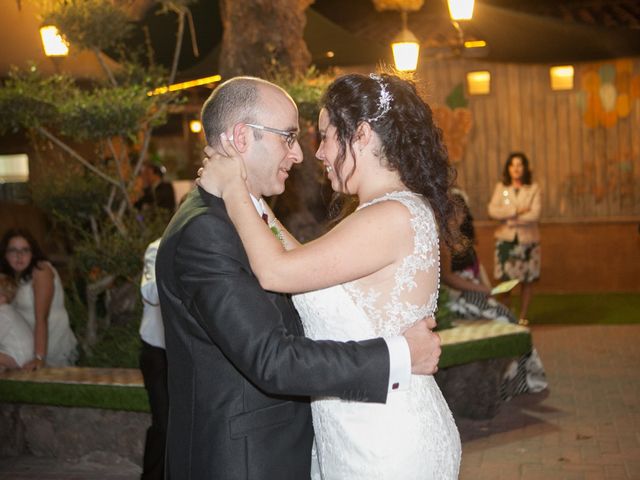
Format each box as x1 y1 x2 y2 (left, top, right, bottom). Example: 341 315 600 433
199 73 461 479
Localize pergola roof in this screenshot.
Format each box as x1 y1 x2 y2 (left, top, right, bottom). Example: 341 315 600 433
313 0 640 63
492 0 640 29
2 0 639 81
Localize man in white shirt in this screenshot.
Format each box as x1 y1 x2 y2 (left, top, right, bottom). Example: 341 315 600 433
138 238 167 480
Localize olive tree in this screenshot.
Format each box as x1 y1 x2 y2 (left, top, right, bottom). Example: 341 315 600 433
0 0 195 361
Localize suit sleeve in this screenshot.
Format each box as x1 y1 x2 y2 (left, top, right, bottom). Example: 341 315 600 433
174 214 390 403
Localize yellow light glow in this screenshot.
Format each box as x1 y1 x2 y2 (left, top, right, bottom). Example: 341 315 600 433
448 0 475 21
550 65 574 91
392 24 420 72
464 40 486 49
325 51 335 58
39 26 69 57
189 120 202 134
0 154 29 182
466 70 491 95
148 75 222 96
392 42 420 71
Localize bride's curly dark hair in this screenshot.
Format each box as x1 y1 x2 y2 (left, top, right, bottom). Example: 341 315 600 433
321 72 458 246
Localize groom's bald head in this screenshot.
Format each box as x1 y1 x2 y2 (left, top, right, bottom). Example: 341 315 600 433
200 76 293 148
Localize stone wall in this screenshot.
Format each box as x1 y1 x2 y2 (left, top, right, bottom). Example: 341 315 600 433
436 357 514 420
0 403 148 466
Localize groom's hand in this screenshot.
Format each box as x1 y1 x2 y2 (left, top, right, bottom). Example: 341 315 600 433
403 317 441 375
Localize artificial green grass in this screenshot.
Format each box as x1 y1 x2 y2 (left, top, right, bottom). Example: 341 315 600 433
0 381 149 412
439 332 532 368
522 293 640 325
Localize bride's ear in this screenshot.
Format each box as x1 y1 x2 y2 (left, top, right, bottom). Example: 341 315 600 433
355 121 373 150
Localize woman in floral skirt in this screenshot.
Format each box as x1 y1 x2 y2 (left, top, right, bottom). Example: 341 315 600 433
488 152 541 324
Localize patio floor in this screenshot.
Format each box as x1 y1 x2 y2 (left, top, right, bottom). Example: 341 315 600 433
457 324 640 480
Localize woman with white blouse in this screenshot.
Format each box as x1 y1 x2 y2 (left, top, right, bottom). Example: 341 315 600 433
488 152 541 324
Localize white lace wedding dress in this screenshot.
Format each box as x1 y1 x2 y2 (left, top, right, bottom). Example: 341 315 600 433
293 191 461 479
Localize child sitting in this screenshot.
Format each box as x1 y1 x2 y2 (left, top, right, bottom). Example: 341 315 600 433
0 274 34 370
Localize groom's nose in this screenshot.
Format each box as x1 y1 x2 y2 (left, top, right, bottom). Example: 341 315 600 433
290 142 303 164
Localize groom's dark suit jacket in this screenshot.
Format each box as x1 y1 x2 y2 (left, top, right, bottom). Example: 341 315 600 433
156 187 390 480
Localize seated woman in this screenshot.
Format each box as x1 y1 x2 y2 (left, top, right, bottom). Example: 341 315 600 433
0 274 34 370
0 229 78 370
442 191 547 400
441 190 516 324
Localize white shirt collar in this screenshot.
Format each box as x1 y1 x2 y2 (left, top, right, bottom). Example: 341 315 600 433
249 194 265 216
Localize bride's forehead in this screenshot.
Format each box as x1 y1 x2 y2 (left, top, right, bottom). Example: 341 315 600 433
318 108 331 127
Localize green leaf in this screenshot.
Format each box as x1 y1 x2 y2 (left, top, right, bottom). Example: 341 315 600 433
445 83 468 110
269 66 334 123
42 0 133 52
58 85 153 140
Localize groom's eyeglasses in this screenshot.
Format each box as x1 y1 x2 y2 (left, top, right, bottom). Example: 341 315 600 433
245 123 299 149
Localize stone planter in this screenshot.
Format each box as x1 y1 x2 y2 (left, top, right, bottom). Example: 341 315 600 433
0 403 148 466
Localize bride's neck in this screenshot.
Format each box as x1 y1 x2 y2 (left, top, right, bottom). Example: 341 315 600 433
357 171 407 205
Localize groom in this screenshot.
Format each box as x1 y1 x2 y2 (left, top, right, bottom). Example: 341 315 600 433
156 76 442 480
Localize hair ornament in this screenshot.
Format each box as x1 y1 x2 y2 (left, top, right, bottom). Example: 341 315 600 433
367 73 393 122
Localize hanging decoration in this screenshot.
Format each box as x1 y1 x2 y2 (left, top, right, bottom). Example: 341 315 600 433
578 59 640 128
432 83 473 162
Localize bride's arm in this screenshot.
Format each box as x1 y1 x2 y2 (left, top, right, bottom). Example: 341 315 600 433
199 143 301 251
199 137 411 294
223 186 409 293
261 201 301 250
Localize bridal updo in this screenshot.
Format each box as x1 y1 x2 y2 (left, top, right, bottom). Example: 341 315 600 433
321 72 458 246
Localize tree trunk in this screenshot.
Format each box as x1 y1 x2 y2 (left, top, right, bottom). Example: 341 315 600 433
84 274 115 350
219 0 313 78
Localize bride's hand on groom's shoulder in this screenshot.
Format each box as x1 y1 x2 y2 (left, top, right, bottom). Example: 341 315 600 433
197 135 247 198
404 317 441 376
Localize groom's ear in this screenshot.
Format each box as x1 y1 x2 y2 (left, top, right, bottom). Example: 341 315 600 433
230 123 249 153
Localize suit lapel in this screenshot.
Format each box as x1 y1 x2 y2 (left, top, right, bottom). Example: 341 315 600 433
183 186 305 335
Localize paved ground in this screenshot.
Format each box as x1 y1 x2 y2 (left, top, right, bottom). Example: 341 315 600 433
1 324 638 479
458 324 640 480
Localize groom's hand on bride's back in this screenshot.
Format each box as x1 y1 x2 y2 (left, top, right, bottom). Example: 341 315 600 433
404 317 441 375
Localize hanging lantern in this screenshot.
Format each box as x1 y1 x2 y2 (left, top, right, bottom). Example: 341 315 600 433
392 11 420 72
448 0 475 21
39 25 69 57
